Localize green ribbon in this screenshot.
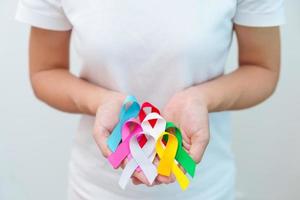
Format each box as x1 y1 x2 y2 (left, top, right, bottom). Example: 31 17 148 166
165 122 196 178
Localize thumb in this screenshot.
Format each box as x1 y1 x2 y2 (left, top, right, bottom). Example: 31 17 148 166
93 124 112 158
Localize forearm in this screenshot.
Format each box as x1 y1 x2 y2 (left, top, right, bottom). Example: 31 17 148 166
192 26 281 112
31 68 112 115
29 28 119 116
193 65 279 112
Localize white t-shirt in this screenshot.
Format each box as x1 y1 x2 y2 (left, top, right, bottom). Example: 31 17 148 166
16 0 285 199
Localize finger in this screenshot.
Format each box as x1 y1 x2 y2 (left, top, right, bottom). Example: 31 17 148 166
132 173 160 186
189 131 209 163
170 173 176 183
153 158 174 184
93 98 124 158
132 177 158 187
93 125 112 158
122 158 156 186
179 128 191 151
124 159 148 185
120 157 150 185
182 139 191 152
159 164 183 184
119 158 129 169
156 175 175 184
131 177 143 185
132 171 150 186
179 164 186 174
152 153 176 185
153 179 161 185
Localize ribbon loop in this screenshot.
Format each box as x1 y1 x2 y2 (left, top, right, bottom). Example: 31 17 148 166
166 122 196 177
156 132 190 191
137 103 161 147
107 119 142 169
141 112 167 162
119 132 157 189
141 112 166 140
106 98 196 190
139 102 160 127
156 132 178 176
107 96 140 152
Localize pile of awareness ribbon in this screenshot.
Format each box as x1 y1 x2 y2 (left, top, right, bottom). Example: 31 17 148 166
106 96 196 191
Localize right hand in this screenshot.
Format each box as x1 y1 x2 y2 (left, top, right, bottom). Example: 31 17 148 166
93 91 152 186
93 91 125 158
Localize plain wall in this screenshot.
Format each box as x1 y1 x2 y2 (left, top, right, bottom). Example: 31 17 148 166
0 0 299 200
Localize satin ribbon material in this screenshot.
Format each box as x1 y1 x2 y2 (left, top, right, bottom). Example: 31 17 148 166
141 112 166 140
137 102 161 147
107 119 142 169
107 96 140 152
165 122 196 177
141 112 166 163
119 132 157 189
106 98 196 190
156 132 190 191
139 102 160 127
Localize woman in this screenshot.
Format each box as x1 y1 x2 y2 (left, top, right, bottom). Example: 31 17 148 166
16 0 284 199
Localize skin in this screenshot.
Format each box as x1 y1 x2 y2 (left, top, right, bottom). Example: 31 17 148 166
28 24 281 186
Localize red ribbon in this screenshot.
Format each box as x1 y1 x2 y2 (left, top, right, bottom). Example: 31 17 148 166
138 102 161 147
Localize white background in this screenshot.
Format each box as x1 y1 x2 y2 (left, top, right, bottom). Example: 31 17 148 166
0 0 299 199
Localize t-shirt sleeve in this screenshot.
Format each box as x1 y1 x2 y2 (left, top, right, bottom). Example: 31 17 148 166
15 0 72 31
233 0 285 27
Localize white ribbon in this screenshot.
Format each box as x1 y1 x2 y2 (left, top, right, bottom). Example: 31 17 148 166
118 132 157 189
141 112 166 161
141 112 166 139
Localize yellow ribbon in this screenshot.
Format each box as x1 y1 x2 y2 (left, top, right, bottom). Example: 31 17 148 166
156 132 190 191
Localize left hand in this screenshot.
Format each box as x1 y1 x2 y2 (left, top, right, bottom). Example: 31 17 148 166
145 87 210 185
164 87 210 162
132 87 210 185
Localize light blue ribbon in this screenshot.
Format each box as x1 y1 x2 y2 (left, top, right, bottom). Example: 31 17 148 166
107 95 140 152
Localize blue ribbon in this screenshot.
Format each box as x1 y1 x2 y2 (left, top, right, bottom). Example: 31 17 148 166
107 95 140 152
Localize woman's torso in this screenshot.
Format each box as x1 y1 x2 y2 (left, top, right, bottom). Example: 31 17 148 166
65 0 236 199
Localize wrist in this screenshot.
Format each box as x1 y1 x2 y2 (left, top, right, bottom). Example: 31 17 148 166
186 86 214 112
88 89 126 115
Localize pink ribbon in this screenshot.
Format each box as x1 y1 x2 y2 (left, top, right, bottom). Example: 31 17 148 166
107 118 142 169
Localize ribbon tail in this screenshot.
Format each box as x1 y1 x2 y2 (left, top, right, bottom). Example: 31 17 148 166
107 137 131 169
107 123 122 152
177 150 196 177
172 163 190 191
157 156 173 176
134 145 157 184
118 159 138 189
139 162 157 185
